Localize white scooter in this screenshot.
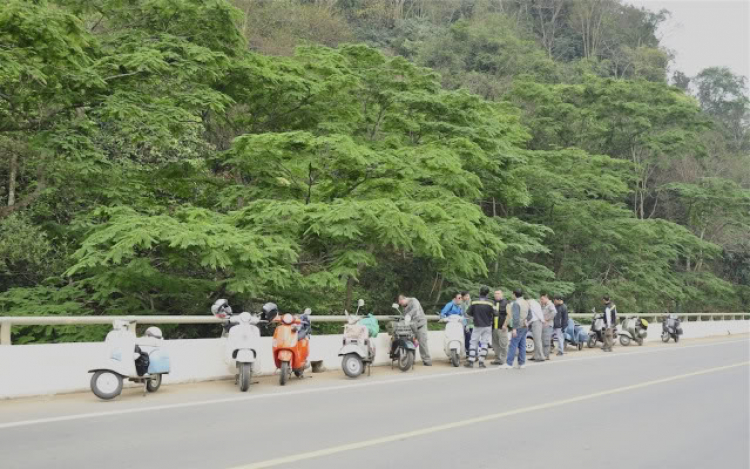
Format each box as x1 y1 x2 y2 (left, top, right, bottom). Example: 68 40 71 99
339 299 377 378
441 315 465 367
212 299 265 392
89 320 170 400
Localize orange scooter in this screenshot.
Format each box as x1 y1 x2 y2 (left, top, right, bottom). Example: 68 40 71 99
272 309 311 386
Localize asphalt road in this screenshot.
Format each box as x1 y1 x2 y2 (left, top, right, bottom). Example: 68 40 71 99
1 336 748 469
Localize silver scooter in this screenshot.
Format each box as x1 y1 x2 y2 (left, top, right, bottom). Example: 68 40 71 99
212 299 266 392
89 320 170 400
338 299 377 378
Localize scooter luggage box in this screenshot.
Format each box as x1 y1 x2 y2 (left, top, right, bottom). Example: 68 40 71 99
147 349 171 374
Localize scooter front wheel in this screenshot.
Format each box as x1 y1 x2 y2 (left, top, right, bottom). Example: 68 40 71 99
91 370 123 400
587 336 597 348
661 333 670 343
239 363 252 392
146 374 162 393
450 349 460 367
397 349 414 372
577 342 583 351
674 334 680 343
342 353 364 378
280 361 290 386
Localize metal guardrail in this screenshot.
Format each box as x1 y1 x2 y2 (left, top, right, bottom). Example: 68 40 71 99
0 314 405 346
0 312 747 345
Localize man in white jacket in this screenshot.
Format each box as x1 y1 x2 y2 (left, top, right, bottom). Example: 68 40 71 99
528 298 545 362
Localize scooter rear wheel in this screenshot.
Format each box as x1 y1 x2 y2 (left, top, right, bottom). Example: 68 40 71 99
577 342 583 351
280 361 290 386
146 374 162 393
91 370 123 400
619 335 631 347
239 363 252 392
450 350 460 367
674 334 680 343
342 354 364 378
587 336 597 348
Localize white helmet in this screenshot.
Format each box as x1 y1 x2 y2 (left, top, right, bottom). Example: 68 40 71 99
144 327 163 339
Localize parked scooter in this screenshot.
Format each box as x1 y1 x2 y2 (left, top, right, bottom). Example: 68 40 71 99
389 303 417 371
339 299 379 378
552 319 588 351
272 308 312 385
662 313 683 343
211 299 265 392
587 312 618 348
89 320 170 400
441 315 465 367
619 316 648 346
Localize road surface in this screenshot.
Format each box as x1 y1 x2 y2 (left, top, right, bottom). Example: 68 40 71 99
1 335 748 469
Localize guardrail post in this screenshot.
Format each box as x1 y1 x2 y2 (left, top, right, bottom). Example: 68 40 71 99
1 321 11 346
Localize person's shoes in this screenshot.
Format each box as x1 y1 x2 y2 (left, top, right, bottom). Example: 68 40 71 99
529 358 538 361
423 362 432 366
545 356 551 361
556 351 564 356
518 364 526 370
497 364 512 370
491 359 504 365
464 362 474 368
478 362 487 369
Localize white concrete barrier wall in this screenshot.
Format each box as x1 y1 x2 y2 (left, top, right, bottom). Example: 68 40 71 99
1 320 748 399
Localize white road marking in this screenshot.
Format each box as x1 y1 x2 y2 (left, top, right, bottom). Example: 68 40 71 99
0 338 747 430
231 361 750 468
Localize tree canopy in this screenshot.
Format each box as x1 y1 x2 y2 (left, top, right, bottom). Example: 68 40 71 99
1 0 748 343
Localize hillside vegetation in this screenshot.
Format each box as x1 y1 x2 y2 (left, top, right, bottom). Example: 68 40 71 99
1 0 748 342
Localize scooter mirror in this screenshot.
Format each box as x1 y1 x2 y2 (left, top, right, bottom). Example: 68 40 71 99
391 303 400 310
357 299 365 307
303 308 312 315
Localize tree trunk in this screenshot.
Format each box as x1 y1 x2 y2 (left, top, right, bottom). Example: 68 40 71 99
344 275 354 312
8 152 17 207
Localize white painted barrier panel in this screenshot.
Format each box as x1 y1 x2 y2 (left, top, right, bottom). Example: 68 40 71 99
1 322 747 399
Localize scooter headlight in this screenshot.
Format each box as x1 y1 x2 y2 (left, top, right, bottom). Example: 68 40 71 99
282 313 294 325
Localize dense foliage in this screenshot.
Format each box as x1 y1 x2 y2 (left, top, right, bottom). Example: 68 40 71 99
1 0 748 342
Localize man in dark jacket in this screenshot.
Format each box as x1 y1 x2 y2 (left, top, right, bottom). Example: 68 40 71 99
553 294 569 356
491 289 509 365
464 286 495 369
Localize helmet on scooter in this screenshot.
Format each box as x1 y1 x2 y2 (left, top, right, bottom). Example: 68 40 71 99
144 327 163 339
211 299 232 318
262 302 279 321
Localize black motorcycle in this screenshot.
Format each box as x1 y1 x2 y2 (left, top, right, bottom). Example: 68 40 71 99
388 304 417 371
587 312 618 348
661 314 683 343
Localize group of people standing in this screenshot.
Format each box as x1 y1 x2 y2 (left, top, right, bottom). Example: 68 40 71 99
398 289 617 369
441 287 572 369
